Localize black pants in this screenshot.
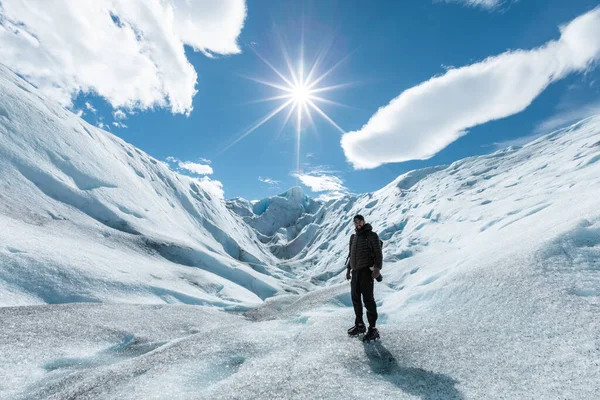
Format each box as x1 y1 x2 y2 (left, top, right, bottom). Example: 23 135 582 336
351 268 377 327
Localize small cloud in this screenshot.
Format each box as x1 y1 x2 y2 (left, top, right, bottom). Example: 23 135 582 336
97 122 110 131
85 102 97 113
113 110 127 120
442 0 506 10
112 121 128 129
259 177 281 185
198 157 212 164
292 168 349 201
165 157 212 175
296 173 346 192
178 161 213 175
303 164 338 175
191 176 224 199
74 109 84 117
306 152 315 159
315 191 347 202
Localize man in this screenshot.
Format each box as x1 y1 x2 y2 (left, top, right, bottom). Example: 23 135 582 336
345 214 382 342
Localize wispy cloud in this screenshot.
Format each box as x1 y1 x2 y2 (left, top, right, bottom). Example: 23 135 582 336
178 161 213 175
111 110 128 128
341 7 600 169
314 191 348 202
113 110 127 120
443 0 505 10
295 173 346 192
259 177 281 186
85 102 97 114
191 177 224 199
166 157 213 175
293 167 349 201
534 101 600 135
112 121 128 129
0 0 247 114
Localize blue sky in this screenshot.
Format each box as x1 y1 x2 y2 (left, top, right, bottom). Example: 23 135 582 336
2 0 600 200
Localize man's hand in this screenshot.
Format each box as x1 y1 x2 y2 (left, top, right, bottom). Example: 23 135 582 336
346 269 351 281
371 268 381 280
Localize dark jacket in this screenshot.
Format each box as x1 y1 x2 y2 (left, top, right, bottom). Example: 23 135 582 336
346 223 383 272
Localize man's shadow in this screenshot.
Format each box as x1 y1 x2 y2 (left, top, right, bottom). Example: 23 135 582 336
363 341 464 400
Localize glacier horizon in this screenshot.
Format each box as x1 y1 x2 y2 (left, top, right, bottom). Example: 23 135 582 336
1 64 600 399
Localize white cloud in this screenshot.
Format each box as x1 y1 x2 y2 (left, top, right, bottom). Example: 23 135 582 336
534 101 600 135
293 170 349 201
314 191 347 202
341 7 600 170
113 110 127 120
85 102 97 113
112 109 128 127
74 109 84 117
445 0 504 10
0 0 247 114
112 121 128 129
198 157 212 164
259 177 281 185
191 176 224 199
165 157 212 175
178 161 213 175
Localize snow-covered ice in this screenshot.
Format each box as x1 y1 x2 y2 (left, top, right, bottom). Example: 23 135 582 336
1 63 600 399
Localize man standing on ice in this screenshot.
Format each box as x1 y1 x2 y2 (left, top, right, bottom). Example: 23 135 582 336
345 214 382 341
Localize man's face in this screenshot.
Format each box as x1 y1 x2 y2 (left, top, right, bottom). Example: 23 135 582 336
354 219 365 230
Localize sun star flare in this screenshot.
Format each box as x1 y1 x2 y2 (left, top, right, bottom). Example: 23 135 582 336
220 37 353 174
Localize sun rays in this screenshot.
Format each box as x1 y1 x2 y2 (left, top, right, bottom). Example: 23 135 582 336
218 33 354 174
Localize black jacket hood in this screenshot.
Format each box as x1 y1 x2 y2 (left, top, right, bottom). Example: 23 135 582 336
356 223 373 234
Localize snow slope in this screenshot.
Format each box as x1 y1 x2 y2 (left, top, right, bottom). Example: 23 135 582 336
0 63 313 309
1 63 600 399
297 117 600 294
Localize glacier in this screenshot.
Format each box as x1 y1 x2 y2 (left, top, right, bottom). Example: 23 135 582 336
1 63 599 399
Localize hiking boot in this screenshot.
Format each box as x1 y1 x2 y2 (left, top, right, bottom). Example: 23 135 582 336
347 323 366 336
362 327 380 342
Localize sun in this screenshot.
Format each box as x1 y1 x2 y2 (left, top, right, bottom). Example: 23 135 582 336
219 33 354 175
292 83 311 105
